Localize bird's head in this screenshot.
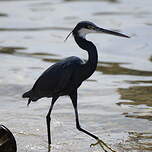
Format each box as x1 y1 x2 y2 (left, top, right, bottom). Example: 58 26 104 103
65 21 130 41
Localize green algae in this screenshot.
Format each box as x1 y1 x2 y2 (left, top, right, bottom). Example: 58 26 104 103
1 46 152 77
96 62 152 76
125 80 152 84
118 86 152 107
0 13 7 17
118 132 152 151
0 47 25 54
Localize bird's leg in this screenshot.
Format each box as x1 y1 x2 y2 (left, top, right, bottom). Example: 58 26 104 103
46 96 58 151
70 91 99 139
70 91 117 152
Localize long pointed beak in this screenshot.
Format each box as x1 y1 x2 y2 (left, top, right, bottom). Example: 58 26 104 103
96 27 130 38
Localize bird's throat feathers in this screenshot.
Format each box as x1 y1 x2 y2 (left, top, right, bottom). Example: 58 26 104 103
77 28 94 39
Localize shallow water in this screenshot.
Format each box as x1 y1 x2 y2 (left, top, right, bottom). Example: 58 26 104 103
0 0 152 152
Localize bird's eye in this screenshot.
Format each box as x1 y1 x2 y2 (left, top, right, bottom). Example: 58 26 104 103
87 25 96 30
87 25 93 29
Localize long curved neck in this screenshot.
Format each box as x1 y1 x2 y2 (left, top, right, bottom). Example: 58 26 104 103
74 35 98 80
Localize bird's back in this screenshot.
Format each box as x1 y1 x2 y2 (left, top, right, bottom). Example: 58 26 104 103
23 56 83 102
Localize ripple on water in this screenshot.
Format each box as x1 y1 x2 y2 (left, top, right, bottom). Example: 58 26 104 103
0 46 58 59
0 13 8 17
0 27 71 32
150 56 152 62
1 46 152 78
94 11 151 16
97 62 152 76
64 0 118 2
118 132 152 152
117 84 152 121
0 0 152 151
118 85 152 107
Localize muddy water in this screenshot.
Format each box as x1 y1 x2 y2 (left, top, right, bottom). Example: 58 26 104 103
0 0 152 152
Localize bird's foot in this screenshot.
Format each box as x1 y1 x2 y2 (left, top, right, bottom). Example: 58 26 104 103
90 138 117 152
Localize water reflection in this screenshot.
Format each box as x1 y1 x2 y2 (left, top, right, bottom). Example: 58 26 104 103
96 62 152 76
118 86 152 107
120 132 152 151
31 52 57 56
38 55 152 77
0 13 7 17
64 0 118 2
125 80 152 84
0 27 71 31
0 47 26 54
0 46 58 58
94 11 150 16
0 0 152 151
1 46 152 78
118 85 152 121
42 58 61 63
123 111 152 121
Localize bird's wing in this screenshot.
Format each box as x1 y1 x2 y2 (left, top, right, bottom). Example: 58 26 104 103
32 57 82 97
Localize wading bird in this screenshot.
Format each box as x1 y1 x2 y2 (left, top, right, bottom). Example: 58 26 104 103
22 21 129 152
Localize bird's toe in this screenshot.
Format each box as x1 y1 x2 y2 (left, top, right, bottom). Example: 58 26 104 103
90 138 117 152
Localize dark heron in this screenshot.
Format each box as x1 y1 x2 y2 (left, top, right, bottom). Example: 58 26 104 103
22 21 129 152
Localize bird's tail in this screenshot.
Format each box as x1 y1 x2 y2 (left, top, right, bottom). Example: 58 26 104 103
22 90 40 106
22 90 33 106
22 90 33 98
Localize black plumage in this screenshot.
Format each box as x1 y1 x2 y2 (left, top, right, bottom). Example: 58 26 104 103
23 21 129 152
